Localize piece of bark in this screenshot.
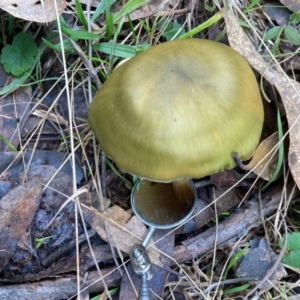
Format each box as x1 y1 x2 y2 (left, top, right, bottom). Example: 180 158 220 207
0 176 43 270
0 267 122 300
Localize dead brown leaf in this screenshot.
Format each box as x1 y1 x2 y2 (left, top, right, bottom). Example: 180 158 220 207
82 204 163 267
279 0 300 13
92 0 184 24
32 109 68 126
224 9 300 188
0 0 66 23
243 132 281 181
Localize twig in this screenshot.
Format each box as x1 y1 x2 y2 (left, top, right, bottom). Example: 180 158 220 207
171 185 292 265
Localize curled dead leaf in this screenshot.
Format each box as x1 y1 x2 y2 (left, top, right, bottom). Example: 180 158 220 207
0 0 66 23
238 132 281 181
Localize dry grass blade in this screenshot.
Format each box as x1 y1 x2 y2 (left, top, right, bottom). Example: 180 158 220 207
0 0 66 22
224 7 300 189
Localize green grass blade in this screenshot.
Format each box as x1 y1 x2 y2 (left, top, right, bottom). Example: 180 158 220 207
243 0 260 13
0 135 17 152
106 0 114 38
224 283 251 294
92 0 116 21
106 159 133 190
66 29 104 40
75 0 88 28
179 10 224 39
261 109 284 191
42 37 74 52
59 17 104 40
93 42 138 58
113 0 145 23
224 245 250 280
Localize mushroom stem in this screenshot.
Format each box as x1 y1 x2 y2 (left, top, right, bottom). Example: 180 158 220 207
172 179 195 204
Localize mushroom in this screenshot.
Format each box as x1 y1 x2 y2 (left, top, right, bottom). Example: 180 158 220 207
88 38 264 217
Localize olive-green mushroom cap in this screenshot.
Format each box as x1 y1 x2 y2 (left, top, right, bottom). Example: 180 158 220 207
88 39 264 182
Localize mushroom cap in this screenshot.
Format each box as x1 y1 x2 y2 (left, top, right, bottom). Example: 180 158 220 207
88 39 264 182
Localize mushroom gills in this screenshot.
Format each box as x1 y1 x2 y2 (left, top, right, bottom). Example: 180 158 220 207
133 179 195 226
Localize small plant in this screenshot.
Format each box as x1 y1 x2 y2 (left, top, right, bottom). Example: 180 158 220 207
35 236 53 249
0 32 38 77
278 232 300 268
264 12 300 49
289 12 300 26
157 19 186 41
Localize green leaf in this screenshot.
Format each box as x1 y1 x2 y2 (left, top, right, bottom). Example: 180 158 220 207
284 25 300 46
289 12 300 25
0 32 38 77
279 232 300 268
264 26 282 41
